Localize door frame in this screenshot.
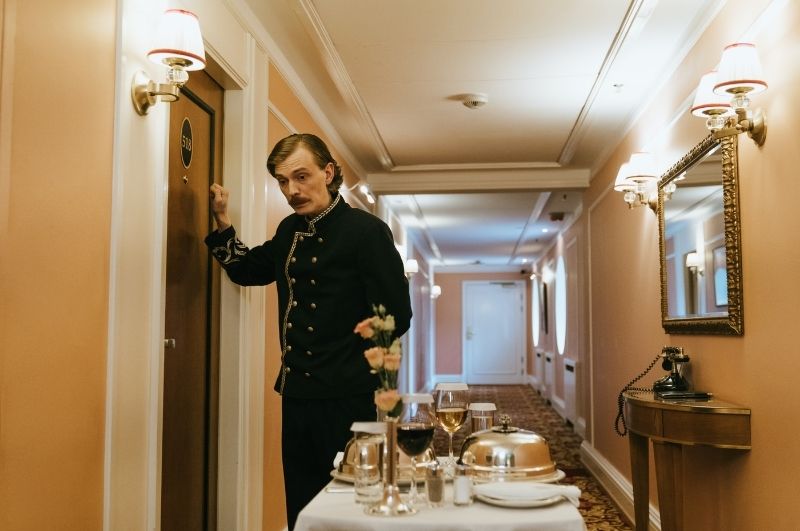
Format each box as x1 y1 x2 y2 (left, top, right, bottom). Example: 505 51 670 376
104 2 267 530
461 280 527 385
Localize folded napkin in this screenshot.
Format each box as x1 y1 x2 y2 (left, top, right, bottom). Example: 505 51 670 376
473 481 581 507
332 451 344 469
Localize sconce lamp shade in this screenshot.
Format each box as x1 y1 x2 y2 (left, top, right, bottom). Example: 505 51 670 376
147 9 206 71
691 71 733 117
625 152 658 183
713 43 767 95
614 162 636 191
430 285 442 299
685 251 703 269
404 259 419 275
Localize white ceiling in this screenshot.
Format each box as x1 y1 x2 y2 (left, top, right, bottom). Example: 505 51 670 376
246 0 724 271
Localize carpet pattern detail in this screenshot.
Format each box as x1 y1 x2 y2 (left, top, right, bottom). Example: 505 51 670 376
433 384 632 530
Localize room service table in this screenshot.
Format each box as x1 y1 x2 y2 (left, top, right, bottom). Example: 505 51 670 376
295 481 586 531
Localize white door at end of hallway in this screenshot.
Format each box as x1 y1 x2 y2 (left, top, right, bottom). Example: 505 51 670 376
463 281 525 384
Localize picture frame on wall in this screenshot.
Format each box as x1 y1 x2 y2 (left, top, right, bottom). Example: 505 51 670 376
541 283 549 334
713 245 728 307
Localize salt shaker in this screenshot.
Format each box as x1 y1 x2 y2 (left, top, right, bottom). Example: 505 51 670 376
425 460 444 507
453 464 473 506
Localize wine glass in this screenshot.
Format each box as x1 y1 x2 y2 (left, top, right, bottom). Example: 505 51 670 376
397 393 436 506
433 383 469 470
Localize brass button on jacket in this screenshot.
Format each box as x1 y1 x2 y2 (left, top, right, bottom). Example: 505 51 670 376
205 194 412 400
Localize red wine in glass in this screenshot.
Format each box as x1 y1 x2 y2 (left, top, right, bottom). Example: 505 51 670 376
397 422 435 457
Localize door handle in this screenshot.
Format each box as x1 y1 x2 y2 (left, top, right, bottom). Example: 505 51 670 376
164 338 176 349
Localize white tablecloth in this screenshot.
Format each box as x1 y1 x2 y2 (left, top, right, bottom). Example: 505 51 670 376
295 481 586 531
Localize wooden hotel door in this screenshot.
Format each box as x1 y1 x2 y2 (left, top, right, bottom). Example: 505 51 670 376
162 70 223 531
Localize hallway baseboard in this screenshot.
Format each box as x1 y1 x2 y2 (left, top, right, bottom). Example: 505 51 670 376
580 441 661 531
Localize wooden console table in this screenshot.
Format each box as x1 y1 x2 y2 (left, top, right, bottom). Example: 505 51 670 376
623 391 750 531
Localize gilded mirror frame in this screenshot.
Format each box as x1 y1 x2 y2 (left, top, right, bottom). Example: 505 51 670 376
658 134 743 335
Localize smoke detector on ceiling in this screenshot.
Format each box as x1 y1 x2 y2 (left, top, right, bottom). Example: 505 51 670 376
460 92 488 110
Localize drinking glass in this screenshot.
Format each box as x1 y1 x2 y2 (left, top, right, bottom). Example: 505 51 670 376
350 422 386 505
433 383 469 470
396 393 436 506
468 402 496 433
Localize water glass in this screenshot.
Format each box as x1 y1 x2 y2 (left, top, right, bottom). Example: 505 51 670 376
350 422 386 504
469 402 496 433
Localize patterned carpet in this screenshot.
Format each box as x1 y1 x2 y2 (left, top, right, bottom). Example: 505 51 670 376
433 384 632 531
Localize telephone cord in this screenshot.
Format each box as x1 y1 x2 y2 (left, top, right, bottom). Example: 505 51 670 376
614 353 662 436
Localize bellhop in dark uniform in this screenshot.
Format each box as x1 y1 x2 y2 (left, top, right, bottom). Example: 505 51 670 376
205 193 412 397
205 134 412 529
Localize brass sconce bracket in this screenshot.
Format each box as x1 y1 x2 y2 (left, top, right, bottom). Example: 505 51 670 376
713 108 767 146
131 70 181 116
623 190 659 214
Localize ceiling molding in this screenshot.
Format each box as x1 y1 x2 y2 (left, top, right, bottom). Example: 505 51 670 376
392 161 562 172
226 0 368 180
368 168 590 194
433 264 532 274
557 0 648 166
588 0 727 180
292 0 394 169
407 196 442 261
510 192 550 264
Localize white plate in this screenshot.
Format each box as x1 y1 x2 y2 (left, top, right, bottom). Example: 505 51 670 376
475 494 563 508
473 468 566 484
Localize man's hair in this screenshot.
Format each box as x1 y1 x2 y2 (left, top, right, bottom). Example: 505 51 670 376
267 133 343 195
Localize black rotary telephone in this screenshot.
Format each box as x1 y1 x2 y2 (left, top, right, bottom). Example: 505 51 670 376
614 346 708 436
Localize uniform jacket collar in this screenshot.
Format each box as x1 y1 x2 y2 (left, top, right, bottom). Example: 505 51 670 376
301 193 347 232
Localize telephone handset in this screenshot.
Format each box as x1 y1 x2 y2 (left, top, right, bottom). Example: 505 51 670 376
614 346 693 436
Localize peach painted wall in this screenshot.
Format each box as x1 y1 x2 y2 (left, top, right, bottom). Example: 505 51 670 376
434 272 532 376
532 215 587 421
584 0 800 528
0 0 115 528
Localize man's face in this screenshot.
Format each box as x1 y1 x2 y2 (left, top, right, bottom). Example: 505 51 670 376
273 146 333 217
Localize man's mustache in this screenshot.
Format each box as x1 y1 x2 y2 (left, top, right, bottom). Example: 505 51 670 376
289 197 307 207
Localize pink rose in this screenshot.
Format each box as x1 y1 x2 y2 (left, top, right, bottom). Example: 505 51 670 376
364 347 385 369
374 389 400 412
354 317 375 339
383 352 401 371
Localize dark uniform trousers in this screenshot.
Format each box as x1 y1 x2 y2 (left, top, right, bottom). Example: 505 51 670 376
282 393 375 530
206 195 412 530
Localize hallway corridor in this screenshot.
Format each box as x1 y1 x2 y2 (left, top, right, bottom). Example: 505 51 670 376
433 385 632 531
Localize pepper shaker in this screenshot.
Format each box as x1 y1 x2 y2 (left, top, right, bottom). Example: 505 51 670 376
425 460 444 507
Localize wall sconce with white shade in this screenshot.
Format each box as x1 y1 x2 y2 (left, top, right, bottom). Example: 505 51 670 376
691 42 768 145
613 151 660 212
430 285 442 299
690 70 734 132
685 251 704 275
404 259 419 277
349 181 376 204
131 9 206 116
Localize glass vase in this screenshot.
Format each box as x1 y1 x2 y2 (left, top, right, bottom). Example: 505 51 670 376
365 417 416 516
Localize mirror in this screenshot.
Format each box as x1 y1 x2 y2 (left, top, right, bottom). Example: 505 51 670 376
658 134 743 335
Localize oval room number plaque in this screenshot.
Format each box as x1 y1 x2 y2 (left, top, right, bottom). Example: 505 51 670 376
181 117 193 169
